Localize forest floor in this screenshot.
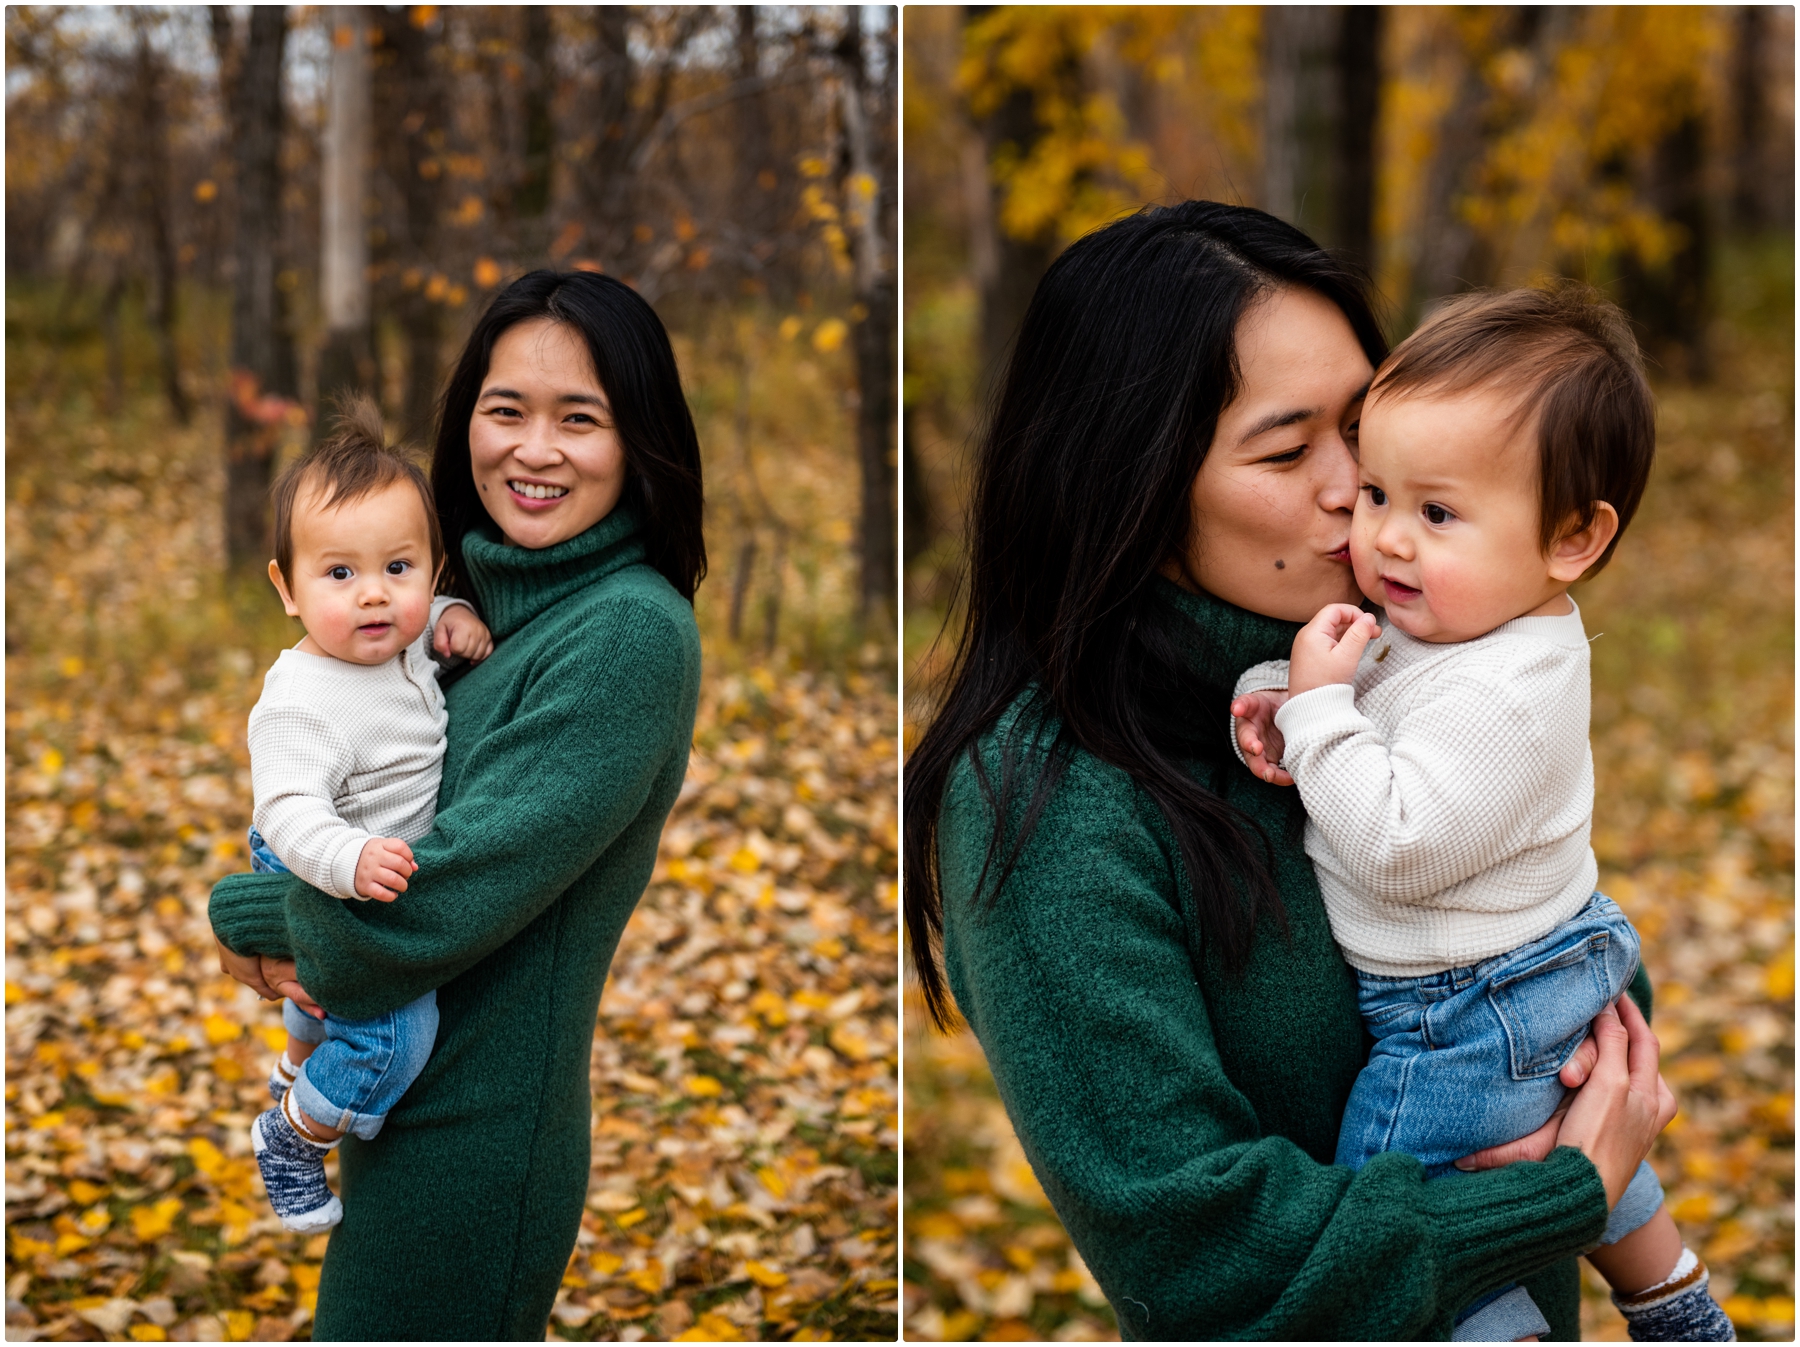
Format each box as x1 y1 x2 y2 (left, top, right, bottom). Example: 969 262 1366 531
902 245 1794 1342
3 297 899 1342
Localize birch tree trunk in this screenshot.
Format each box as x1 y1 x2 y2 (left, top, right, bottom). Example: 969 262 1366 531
317 6 374 422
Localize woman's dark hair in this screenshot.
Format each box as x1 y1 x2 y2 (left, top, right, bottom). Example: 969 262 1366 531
904 201 1386 1030
432 270 706 601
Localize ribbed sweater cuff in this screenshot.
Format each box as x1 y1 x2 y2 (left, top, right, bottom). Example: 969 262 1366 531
1272 681 1363 748
1424 1146 1611 1308
208 871 296 959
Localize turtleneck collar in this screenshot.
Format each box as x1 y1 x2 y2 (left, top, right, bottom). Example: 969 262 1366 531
1151 575 1305 700
460 505 648 639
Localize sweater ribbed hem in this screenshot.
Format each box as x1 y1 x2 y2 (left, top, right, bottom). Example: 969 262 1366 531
1424 1146 1611 1311
209 871 298 958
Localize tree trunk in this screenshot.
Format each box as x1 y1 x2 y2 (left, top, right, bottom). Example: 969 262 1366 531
1622 112 1712 381
212 4 292 570
734 7 778 262
838 9 897 621
1262 6 1336 240
134 19 191 425
1732 5 1768 232
585 7 637 265
516 6 555 264
378 5 449 443
1333 8 1382 277
965 8 1061 391
318 5 375 423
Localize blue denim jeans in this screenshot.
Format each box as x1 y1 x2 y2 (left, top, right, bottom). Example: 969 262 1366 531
250 828 439 1140
1336 893 1666 1338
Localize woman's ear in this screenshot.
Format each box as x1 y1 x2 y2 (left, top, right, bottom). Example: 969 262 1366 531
1546 501 1620 583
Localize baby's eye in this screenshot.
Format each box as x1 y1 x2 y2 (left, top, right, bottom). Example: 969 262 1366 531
386 560 411 576
1363 485 1387 506
328 565 352 581
1424 504 1453 525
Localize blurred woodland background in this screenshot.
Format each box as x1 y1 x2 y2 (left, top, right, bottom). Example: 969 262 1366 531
903 6 1793 1342
6 5 897 1342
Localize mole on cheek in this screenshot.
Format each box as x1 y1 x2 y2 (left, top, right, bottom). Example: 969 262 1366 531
1274 559 1286 570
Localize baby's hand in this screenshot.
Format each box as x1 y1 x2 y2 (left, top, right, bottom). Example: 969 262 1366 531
354 837 417 902
434 604 494 663
1289 604 1381 695
1231 690 1292 786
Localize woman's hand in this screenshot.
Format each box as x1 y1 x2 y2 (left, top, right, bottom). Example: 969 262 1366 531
1456 998 1675 1206
1231 691 1293 786
260 957 326 1020
215 936 281 1001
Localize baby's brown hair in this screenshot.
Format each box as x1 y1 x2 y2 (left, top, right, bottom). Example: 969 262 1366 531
271 395 442 587
1369 282 1655 576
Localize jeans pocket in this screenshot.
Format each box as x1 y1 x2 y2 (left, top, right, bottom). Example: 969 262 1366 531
1487 932 1612 1080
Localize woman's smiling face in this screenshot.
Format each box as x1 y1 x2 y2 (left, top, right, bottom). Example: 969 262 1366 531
1175 285 1374 622
469 318 627 549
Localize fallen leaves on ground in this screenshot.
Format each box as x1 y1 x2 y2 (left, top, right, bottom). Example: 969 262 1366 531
5 328 897 1342
903 279 1792 1342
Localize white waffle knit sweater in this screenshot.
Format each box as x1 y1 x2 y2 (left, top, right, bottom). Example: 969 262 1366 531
1236 602 1598 977
248 595 471 901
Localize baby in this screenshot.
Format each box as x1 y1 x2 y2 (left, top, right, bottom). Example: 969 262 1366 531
1231 287 1733 1342
244 397 493 1233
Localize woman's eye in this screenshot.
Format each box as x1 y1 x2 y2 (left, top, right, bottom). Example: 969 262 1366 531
1424 504 1452 525
386 560 411 576
1263 446 1305 464
328 566 352 581
1364 485 1387 506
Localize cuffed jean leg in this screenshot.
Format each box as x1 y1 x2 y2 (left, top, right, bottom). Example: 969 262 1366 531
1453 1284 1552 1341
288 992 438 1140
1600 1160 1665 1245
282 997 329 1046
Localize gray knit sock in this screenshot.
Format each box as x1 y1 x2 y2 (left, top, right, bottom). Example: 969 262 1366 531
251 1105 342 1234
1612 1249 1736 1342
267 1053 298 1103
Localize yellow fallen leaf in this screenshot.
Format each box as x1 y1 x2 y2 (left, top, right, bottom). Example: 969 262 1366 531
756 1166 787 1199
222 1308 255 1341
676 1312 746 1341
203 1012 241 1045
188 1136 227 1180
4 980 22 1005
626 1259 664 1295
131 1197 184 1242
67 1179 108 1205
684 1074 724 1097
293 1263 321 1291
745 1259 788 1288
589 1251 623 1276
130 1326 168 1342
729 847 760 874
1767 948 1794 1001
615 1207 648 1229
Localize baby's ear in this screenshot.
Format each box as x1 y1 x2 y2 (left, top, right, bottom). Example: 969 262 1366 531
266 560 302 618
1547 501 1620 583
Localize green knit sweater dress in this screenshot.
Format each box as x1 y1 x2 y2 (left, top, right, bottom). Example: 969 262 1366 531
938 580 1649 1341
210 508 701 1340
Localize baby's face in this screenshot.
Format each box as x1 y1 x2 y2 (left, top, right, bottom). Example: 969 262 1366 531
270 478 438 665
1351 384 1570 643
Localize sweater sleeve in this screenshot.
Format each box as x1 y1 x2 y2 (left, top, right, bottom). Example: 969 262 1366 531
939 762 1611 1341
1273 661 1572 905
248 703 373 902
212 598 693 1019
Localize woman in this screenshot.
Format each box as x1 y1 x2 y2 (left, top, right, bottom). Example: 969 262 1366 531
211 270 705 1339
903 202 1673 1340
